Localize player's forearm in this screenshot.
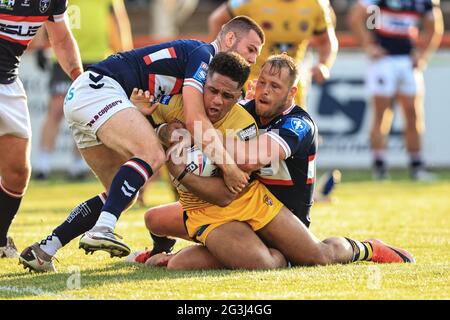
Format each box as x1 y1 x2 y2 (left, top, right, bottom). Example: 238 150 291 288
316 29 338 69
224 136 278 172
418 9 444 61
49 28 83 80
186 112 238 175
167 161 235 207
112 0 133 51
208 3 232 39
347 5 374 49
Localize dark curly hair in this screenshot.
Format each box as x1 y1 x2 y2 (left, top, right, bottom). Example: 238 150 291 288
207 52 251 89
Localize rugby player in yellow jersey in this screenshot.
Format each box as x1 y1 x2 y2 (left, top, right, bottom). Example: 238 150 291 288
140 54 415 270
34 0 133 180
209 0 338 106
126 51 284 264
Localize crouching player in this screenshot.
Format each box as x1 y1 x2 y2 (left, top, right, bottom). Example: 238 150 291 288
137 54 415 269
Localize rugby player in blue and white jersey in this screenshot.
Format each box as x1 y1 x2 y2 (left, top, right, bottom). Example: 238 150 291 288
0 0 82 259
19 16 265 272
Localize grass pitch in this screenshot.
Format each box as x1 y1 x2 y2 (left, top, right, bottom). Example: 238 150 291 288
0 170 449 300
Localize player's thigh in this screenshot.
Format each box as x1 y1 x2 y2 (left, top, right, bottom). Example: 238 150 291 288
145 202 189 240
367 57 397 98
79 144 127 190
399 58 424 97
0 135 31 190
96 107 164 166
167 245 223 270
205 221 276 269
372 96 394 131
47 95 66 121
257 206 327 266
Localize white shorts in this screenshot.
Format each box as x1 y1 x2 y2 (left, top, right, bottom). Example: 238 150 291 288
366 55 424 97
0 79 31 139
63 71 135 149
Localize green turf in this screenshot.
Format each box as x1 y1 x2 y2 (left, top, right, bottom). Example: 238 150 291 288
0 172 449 300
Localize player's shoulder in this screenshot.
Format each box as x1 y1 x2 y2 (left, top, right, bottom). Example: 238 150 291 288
224 104 259 139
230 103 257 124
276 107 316 137
224 103 255 126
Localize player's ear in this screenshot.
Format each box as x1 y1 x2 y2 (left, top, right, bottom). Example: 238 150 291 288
288 85 298 102
224 31 237 49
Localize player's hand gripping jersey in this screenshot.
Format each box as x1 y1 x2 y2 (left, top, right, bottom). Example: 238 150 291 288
151 94 258 211
361 0 437 55
227 0 334 80
244 100 318 227
89 40 220 100
0 0 67 84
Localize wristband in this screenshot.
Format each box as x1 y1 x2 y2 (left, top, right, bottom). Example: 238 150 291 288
176 167 189 182
172 167 189 188
70 67 83 81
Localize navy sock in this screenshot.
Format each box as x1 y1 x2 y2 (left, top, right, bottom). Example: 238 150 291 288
102 158 153 219
52 193 107 246
0 180 23 247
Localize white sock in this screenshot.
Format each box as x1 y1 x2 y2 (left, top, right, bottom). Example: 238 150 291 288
39 234 62 257
95 211 117 230
36 151 51 173
69 157 88 176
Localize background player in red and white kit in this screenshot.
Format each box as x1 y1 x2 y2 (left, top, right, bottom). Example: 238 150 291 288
0 0 82 258
348 0 443 181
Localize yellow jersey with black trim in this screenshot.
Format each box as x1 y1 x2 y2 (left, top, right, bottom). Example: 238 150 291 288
227 0 335 79
151 94 259 210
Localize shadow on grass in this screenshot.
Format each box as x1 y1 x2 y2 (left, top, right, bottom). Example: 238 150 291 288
0 260 238 299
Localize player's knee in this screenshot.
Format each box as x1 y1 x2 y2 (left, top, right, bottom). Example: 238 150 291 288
166 255 188 270
3 164 31 192
247 252 280 270
144 207 163 234
135 147 165 173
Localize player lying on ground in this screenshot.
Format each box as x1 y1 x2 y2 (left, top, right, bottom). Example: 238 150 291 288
132 54 415 269
19 17 265 272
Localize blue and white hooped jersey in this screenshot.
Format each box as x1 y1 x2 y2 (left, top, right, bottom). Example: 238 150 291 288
360 0 436 55
244 100 318 227
88 39 218 100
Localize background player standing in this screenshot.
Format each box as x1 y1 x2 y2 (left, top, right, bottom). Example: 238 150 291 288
0 0 82 258
348 0 443 181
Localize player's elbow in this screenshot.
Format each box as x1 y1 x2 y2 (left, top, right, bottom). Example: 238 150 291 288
239 162 260 173
216 192 236 207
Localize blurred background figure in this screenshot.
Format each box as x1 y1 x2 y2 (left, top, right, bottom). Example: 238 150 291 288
208 0 338 107
33 0 133 180
149 0 199 37
348 0 443 181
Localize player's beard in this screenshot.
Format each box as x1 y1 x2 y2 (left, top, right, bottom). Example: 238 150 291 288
257 92 290 121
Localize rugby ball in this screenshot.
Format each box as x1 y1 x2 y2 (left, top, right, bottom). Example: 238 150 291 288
173 146 218 192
